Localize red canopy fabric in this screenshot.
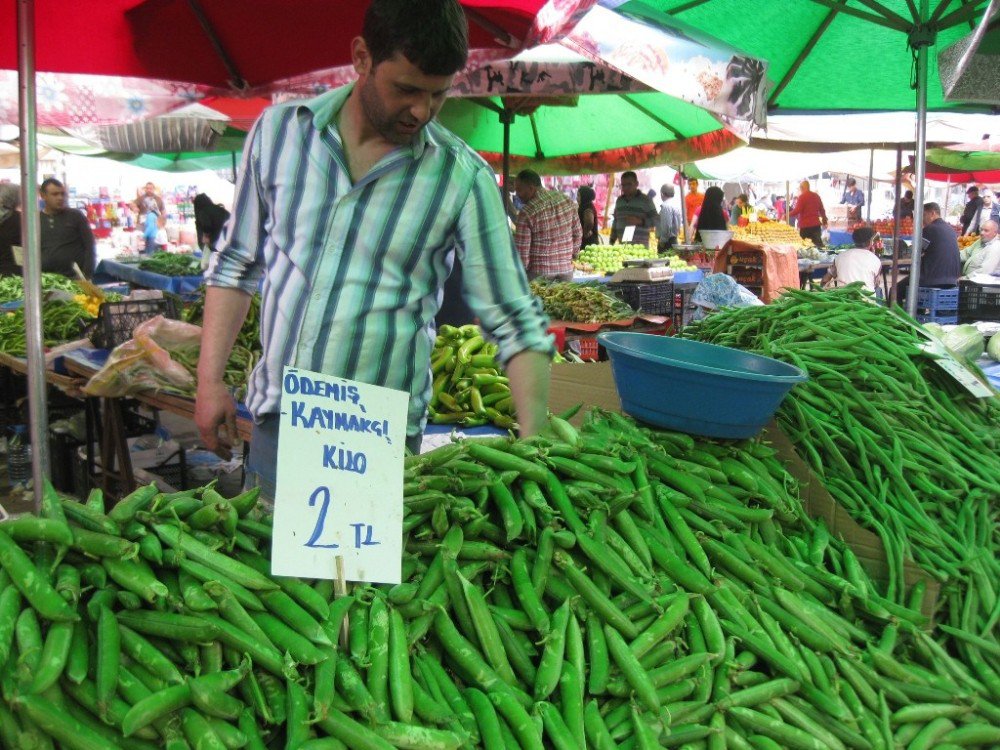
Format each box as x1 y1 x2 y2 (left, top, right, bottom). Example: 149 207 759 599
906 156 1000 184
0 0 593 91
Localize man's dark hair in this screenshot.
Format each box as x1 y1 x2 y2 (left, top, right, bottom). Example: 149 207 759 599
904 189 913 198
621 171 638 182
967 186 979 195
363 0 468 75
661 185 675 199
924 202 941 214
737 193 749 203
516 169 542 187
39 178 63 194
845 178 856 187
852 226 876 246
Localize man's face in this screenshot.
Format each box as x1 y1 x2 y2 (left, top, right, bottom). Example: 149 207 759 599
982 223 998 243
355 44 454 146
847 183 856 192
923 209 937 225
688 179 699 194
982 191 993 206
41 184 65 212
621 177 638 198
514 180 536 204
144 183 155 196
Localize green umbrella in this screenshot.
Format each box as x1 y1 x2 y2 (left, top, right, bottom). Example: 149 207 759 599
436 92 742 176
600 0 992 112
926 146 1000 171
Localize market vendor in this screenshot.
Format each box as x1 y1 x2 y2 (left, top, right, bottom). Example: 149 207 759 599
789 180 827 249
194 0 553 505
38 178 95 279
610 171 657 245
839 177 864 221
901 202 960 300
513 169 582 282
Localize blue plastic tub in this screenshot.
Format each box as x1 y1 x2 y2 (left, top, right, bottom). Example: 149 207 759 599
597 332 807 439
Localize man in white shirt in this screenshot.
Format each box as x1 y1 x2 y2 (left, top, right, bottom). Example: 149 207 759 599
964 219 1000 276
822 226 883 294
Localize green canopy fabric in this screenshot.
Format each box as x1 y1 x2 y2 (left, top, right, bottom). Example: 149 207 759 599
437 93 742 175
603 0 992 112
926 146 1000 171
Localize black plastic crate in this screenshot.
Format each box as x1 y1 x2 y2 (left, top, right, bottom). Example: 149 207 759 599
958 280 1000 323
88 298 179 350
607 281 674 315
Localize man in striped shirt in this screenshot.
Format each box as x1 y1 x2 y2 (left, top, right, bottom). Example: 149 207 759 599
513 169 583 281
194 0 553 502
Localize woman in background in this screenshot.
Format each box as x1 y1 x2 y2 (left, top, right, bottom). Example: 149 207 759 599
0 184 22 276
577 186 600 249
689 185 729 242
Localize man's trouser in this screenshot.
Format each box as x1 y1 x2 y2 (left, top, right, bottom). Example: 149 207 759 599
800 225 824 249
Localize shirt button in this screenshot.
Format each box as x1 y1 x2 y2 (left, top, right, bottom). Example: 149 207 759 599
313 293 322 301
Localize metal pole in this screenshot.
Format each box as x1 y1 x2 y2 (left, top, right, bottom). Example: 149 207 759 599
501 110 513 218
866 149 874 223
906 1 932 316
890 146 903 306
17 0 49 511
942 174 951 216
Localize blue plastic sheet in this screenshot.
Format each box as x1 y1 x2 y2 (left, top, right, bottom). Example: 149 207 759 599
93 260 204 295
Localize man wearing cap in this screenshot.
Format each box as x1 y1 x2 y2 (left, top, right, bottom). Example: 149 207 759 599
960 186 983 235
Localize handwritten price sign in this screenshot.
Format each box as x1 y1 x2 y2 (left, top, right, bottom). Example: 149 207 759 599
271 366 408 584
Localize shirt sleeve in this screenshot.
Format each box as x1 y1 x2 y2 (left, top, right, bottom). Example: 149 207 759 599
571 209 582 256
76 213 96 278
205 117 267 295
513 213 532 270
455 166 554 365
644 197 658 227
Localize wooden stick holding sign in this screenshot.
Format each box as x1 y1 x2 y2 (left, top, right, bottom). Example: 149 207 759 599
334 555 350 649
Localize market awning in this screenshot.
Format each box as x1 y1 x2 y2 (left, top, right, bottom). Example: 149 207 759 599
0 0 595 91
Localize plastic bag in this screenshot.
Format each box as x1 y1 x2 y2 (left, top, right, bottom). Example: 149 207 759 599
83 315 201 398
821 227 831 245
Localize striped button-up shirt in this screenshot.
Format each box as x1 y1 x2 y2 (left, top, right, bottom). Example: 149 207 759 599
207 84 552 436
514 189 582 277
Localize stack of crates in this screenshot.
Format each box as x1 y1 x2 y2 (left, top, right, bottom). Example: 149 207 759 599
915 287 959 324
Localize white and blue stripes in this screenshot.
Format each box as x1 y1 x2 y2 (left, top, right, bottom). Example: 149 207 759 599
207 84 551 436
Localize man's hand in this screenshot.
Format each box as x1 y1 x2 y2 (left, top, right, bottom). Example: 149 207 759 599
195 380 238 458
506 350 551 437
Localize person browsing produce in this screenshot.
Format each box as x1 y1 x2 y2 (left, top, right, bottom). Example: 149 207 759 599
38 178 95 279
789 180 827 249
964 219 1000 276
610 171 657 245
195 0 553 505
657 184 681 251
688 185 729 243
684 176 704 223
821 226 884 294
839 177 865 220
513 169 582 282
917 202 961 290
577 185 599 249
0 183 21 276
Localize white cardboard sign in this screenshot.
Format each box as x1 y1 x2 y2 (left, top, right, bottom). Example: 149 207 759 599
272 366 408 584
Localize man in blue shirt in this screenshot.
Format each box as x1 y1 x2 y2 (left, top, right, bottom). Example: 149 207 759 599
840 177 864 221
919 202 961 288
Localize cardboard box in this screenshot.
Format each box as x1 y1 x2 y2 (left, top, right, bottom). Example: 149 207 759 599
548 362 619 425
546 362 940 616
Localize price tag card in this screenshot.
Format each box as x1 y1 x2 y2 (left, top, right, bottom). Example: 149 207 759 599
621 226 636 243
917 341 994 398
272 366 408 584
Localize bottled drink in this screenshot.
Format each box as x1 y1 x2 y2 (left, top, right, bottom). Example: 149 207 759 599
7 425 32 488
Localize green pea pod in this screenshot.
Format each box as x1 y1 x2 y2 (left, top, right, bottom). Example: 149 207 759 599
0 529 78 622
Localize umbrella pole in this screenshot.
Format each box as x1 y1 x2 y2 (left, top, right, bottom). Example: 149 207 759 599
891 146 903 306
17 0 48 511
866 149 874 223
501 109 513 218
942 174 950 216
785 181 790 223
907 2 932 317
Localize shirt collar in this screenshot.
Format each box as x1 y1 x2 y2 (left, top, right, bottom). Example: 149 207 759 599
302 82 434 158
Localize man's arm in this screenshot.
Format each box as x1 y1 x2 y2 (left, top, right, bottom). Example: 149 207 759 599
77 213 96 278
505 349 550 436
571 209 582 257
644 197 658 227
513 215 532 270
194 287 253 454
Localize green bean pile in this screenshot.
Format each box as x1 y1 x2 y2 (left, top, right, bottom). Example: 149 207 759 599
683 285 1000 660
0 301 93 357
1 408 998 749
429 324 515 430
530 280 637 323
0 273 82 304
182 288 262 401
137 252 203 277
